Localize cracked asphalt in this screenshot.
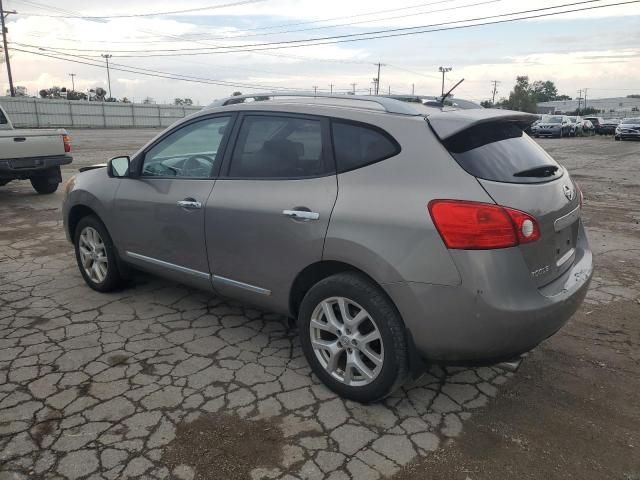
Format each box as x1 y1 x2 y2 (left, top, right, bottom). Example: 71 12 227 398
1 130 638 480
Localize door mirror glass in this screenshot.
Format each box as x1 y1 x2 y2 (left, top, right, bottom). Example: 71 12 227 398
109 156 130 177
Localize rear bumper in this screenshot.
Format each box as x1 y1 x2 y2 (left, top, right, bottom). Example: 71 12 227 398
0 155 72 179
386 222 593 363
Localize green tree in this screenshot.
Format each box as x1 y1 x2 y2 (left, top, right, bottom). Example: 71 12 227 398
480 100 493 108
531 80 558 103
505 76 537 113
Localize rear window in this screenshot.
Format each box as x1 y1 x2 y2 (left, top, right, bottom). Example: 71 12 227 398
442 122 563 184
331 121 400 173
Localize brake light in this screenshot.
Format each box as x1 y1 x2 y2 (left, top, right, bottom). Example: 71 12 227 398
63 134 71 153
428 200 540 250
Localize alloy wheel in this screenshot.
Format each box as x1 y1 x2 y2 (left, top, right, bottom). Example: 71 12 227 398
78 226 108 284
309 297 384 387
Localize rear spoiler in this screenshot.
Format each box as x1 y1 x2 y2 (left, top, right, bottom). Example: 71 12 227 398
427 109 538 141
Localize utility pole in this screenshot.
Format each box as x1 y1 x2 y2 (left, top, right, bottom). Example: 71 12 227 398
351 83 356 95
329 83 334 94
312 85 318 96
439 66 452 97
388 85 390 95
374 63 384 95
412 83 415 95
583 88 588 110
101 54 113 99
577 89 583 113
0 0 17 97
491 80 500 105
69 73 76 92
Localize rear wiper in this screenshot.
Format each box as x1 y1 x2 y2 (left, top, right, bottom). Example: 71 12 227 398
513 165 559 178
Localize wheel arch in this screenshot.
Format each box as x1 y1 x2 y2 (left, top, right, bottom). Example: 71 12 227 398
67 204 101 240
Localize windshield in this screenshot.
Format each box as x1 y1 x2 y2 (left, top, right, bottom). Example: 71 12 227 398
568 117 577 122
621 118 640 124
547 116 563 124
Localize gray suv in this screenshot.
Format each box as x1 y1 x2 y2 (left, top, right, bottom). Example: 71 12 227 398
63 94 593 402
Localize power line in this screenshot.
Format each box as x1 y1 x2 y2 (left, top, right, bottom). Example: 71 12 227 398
11 45 364 93
8 0 500 53
17 0 634 58
11 0 266 18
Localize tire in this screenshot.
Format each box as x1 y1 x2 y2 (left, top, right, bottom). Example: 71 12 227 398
30 177 59 194
73 215 124 292
298 272 408 403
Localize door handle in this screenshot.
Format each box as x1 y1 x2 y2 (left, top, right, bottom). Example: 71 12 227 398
282 209 320 221
13 137 26 142
177 200 202 209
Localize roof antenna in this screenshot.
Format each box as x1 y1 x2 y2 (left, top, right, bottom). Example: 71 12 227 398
440 78 465 106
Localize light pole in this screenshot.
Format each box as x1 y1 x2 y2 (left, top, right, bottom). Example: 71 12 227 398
69 73 76 92
439 66 452 97
101 54 113 99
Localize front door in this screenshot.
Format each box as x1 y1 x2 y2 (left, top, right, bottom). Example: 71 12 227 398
114 115 233 289
205 113 337 313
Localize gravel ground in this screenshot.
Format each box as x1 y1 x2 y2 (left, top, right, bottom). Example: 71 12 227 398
0 130 638 479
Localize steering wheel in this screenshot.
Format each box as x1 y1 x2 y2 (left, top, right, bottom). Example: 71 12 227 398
182 155 213 177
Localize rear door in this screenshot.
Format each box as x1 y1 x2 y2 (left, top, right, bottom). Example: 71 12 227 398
430 113 581 287
205 112 337 313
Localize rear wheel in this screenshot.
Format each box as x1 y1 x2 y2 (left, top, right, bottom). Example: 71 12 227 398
74 215 124 292
30 176 59 194
298 272 408 403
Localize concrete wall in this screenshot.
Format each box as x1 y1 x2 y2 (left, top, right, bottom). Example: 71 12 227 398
0 96 202 128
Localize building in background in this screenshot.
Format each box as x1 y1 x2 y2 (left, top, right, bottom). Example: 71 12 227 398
537 96 640 118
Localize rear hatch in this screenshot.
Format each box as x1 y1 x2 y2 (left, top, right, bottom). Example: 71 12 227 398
428 109 581 287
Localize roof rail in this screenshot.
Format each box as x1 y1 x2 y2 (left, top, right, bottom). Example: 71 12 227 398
207 92 422 116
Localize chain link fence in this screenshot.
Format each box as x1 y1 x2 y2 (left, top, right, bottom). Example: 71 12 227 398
0 96 202 128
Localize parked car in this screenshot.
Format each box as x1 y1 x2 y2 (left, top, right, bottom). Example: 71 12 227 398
566 116 583 136
615 117 640 141
581 119 595 136
600 118 621 135
533 115 572 138
62 94 592 402
584 116 605 134
0 104 72 193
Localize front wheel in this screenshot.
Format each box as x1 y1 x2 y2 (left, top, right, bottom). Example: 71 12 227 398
298 272 408 403
74 216 124 292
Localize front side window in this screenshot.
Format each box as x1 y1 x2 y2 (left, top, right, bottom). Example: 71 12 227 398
142 116 230 178
331 121 400 173
0 110 8 125
229 115 329 178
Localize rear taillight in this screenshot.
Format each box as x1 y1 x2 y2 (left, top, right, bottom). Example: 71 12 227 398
63 134 71 153
428 200 540 250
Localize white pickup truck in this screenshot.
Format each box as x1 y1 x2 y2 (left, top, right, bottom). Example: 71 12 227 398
0 104 72 194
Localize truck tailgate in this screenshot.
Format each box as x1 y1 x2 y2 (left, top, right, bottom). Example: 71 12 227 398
0 130 66 160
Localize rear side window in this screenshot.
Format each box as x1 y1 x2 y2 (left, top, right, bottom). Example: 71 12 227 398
0 109 7 125
443 122 563 184
331 121 400 173
229 115 331 178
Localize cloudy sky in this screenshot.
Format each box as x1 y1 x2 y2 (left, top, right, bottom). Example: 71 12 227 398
1 0 639 104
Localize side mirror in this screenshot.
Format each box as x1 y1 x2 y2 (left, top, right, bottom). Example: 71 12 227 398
107 156 131 178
